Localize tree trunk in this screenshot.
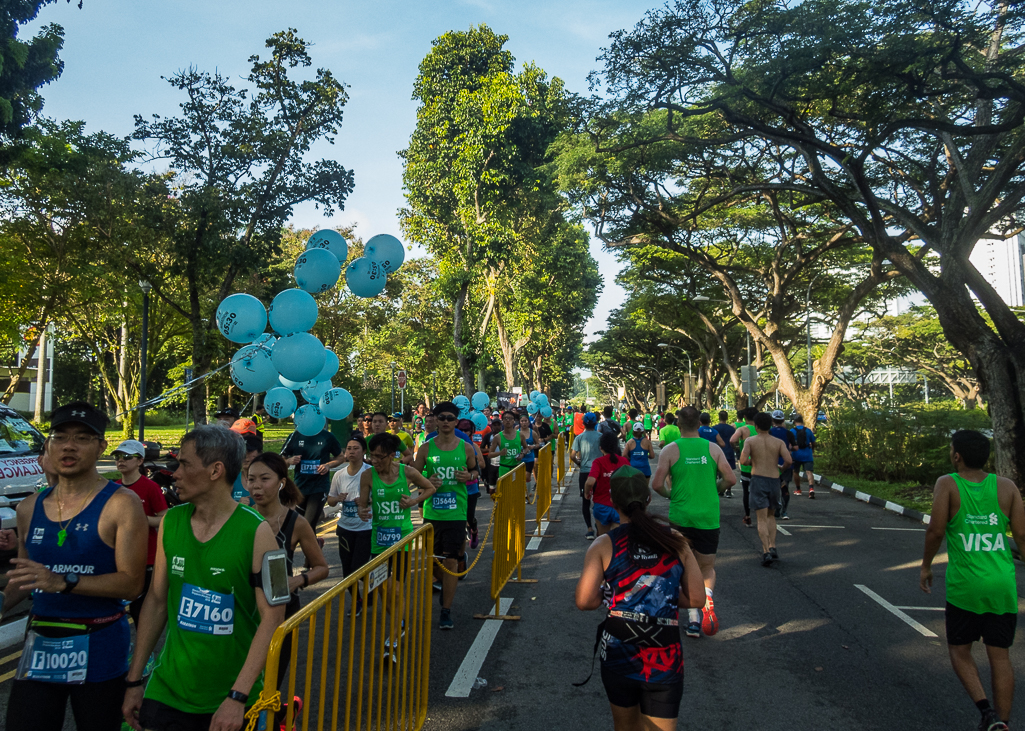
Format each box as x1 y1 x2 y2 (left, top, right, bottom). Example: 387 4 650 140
452 280 474 397
493 305 517 389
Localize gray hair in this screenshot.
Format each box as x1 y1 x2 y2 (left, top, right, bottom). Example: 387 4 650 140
181 425 245 485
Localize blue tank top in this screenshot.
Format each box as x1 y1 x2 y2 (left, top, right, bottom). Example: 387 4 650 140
522 431 536 463
629 440 650 475
27 480 131 681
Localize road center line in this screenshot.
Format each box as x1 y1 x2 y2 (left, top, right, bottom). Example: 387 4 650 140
446 597 514 698
854 584 938 637
779 525 845 529
872 527 926 532
895 606 945 611
776 526 792 536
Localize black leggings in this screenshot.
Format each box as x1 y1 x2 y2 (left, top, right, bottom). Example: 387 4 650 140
338 528 372 578
467 492 479 531
579 472 592 529
742 475 751 517
300 492 327 532
7 674 127 731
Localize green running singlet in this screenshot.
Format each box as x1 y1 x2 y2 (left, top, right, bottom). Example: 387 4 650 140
144 503 264 714
668 438 720 530
422 438 468 521
735 421 751 475
498 430 521 476
945 473 1017 615
643 414 653 430
370 466 414 554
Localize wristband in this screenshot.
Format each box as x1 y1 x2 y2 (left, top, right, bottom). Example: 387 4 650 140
227 689 249 704
125 677 147 688
302 572 310 588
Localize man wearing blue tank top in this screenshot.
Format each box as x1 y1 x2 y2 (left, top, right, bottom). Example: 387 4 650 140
1 402 148 731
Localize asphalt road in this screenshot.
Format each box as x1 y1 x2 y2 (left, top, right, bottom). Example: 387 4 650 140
2 449 1024 730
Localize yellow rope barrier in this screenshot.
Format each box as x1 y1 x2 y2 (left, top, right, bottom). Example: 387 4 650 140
432 492 499 578
243 690 282 731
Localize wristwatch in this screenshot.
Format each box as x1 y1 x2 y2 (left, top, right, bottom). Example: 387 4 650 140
61 572 79 594
227 689 248 704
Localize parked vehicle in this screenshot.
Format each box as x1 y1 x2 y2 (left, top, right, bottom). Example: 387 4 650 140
0 405 46 531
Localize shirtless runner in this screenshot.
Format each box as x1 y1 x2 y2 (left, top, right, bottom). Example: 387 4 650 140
739 412 792 566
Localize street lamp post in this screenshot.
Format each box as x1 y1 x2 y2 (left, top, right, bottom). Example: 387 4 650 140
138 280 152 442
390 361 396 414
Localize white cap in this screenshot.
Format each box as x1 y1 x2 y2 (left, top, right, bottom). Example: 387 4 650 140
113 439 146 457
632 423 646 432
771 409 785 421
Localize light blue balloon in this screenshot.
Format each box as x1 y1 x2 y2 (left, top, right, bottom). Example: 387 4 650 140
216 293 267 344
272 332 326 383
293 404 326 437
264 387 298 419
345 257 387 297
364 234 405 273
471 391 489 411
526 402 539 415
300 379 332 404
452 395 470 408
316 350 339 381
306 229 348 263
279 375 306 390
269 289 318 335
540 405 553 418
536 393 549 407
229 345 279 393
251 333 277 352
471 412 488 431
529 390 540 402
294 248 341 294
319 387 354 420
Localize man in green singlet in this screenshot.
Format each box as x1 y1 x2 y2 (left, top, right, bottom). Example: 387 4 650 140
921 430 1025 731
497 411 528 478
729 407 758 527
658 411 681 448
652 406 736 639
413 402 479 630
124 425 285 731
622 409 639 441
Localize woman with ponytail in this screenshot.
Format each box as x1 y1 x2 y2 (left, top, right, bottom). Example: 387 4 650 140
575 465 704 731
584 431 627 536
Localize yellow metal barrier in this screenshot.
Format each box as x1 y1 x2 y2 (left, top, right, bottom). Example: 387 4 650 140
474 463 536 620
532 442 557 535
556 432 566 488
247 525 434 731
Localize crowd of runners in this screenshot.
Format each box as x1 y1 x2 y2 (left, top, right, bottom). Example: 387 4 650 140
0 398 1021 731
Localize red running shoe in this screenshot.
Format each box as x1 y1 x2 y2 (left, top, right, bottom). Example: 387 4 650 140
793 489 802 496
702 603 719 636
742 515 752 527
279 695 303 731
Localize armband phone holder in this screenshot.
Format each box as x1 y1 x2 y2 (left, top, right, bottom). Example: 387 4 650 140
261 548 292 606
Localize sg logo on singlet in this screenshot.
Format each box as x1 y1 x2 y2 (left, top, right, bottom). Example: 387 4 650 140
377 500 403 515
433 465 457 483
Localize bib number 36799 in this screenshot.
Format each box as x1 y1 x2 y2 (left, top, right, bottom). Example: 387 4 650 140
178 583 235 635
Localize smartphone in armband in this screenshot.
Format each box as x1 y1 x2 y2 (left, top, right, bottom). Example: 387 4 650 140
261 548 292 606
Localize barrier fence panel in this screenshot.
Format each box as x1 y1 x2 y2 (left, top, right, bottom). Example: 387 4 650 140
533 442 558 534
556 433 566 488
475 463 536 620
246 525 434 731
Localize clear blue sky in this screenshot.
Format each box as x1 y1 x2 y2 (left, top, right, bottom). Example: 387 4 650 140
26 0 654 339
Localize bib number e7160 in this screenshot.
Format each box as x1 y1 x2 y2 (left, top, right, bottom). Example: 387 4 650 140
178 583 235 635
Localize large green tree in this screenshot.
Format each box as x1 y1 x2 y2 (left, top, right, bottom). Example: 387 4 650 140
588 0 1025 482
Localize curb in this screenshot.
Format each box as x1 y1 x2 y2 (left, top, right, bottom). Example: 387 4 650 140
813 473 931 525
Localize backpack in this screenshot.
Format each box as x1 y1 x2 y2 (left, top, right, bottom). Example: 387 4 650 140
794 426 808 450
598 419 620 437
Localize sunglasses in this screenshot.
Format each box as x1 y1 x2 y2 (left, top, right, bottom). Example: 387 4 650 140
436 415 457 422
113 452 140 460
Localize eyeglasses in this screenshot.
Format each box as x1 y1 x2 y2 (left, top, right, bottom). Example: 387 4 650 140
112 452 141 460
436 415 457 422
49 433 101 445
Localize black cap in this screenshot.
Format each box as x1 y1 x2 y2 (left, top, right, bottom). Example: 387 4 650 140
50 401 109 436
214 407 241 419
610 465 651 510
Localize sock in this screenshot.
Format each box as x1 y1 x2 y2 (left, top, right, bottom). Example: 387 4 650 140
705 587 714 607
976 699 992 715
688 608 701 623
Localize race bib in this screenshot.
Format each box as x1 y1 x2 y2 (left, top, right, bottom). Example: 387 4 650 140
342 501 360 518
177 583 235 635
17 631 88 684
432 492 458 511
376 526 402 548
299 460 320 475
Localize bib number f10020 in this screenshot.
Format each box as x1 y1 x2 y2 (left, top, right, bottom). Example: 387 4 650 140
17 631 88 684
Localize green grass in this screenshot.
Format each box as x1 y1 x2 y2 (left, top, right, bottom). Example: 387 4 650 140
101 423 296 454
823 471 935 515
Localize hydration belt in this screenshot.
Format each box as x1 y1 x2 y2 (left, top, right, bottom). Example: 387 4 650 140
573 609 680 687
29 610 126 638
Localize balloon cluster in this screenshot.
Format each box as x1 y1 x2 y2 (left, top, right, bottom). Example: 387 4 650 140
451 391 492 432
526 390 553 419
215 229 406 436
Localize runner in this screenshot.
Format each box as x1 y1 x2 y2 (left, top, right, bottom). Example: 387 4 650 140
625 424 653 482
359 412 373 439
729 407 758 527
571 412 603 540
456 418 485 550
233 435 262 505
584 432 628 536
327 434 372 613
212 406 241 429
598 406 621 440
389 413 416 455
497 411 528 478
738 412 792 566
575 466 703 731
280 424 342 539
790 414 817 498
123 425 285 731
413 403 479 629
658 412 681 449
697 413 726 451
769 410 796 520
921 430 1025 731
412 403 428 435
358 432 437 648
642 410 653 438
113 439 169 625
371 412 413 463
246 452 329 699
3 402 147 731
519 414 541 498
651 406 736 638
622 409 639 440
712 411 737 498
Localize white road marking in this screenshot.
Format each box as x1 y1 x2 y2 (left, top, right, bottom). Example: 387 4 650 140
854 584 938 637
553 493 563 501
776 526 792 536
872 527 926 532
527 537 542 550
780 525 845 529
895 606 945 611
0 618 27 652
446 597 515 698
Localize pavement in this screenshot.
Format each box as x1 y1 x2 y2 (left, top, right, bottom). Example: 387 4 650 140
2 447 1025 730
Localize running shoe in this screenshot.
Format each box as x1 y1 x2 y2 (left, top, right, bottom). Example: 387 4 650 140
432 581 442 592
470 528 479 549
979 709 1010 731
724 489 733 499
278 695 303 731
793 489 802 496
440 608 454 630
742 515 752 527
770 547 779 560
781 513 791 520
701 604 719 636
761 552 773 567
685 622 701 638
809 489 815 499
585 529 595 540
317 536 325 550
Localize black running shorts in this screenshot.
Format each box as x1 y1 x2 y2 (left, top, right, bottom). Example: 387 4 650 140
427 519 466 559
946 601 1017 648
671 524 720 555
600 666 683 718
